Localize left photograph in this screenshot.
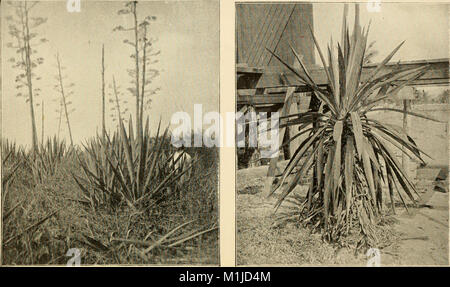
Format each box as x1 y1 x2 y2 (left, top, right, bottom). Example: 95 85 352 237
1 0 219 265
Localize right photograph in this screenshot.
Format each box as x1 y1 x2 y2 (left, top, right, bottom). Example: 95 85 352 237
235 2 449 266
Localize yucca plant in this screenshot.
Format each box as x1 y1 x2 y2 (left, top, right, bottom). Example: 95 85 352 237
30 136 73 184
268 4 440 245
74 115 195 210
73 133 121 209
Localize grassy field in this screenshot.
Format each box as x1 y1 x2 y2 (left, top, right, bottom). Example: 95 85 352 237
1 137 219 265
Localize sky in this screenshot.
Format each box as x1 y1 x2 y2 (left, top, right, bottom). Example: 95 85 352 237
2 0 220 147
312 3 449 97
1 1 448 147
313 3 448 63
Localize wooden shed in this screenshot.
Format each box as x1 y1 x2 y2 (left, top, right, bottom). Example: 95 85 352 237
236 3 317 162
236 3 316 119
236 3 315 68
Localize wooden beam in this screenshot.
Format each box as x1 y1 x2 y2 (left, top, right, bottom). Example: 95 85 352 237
259 58 449 87
402 99 411 171
237 58 449 90
237 93 303 105
236 65 265 74
254 104 284 113
238 86 313 106
238 86 312 96
263 87 297 197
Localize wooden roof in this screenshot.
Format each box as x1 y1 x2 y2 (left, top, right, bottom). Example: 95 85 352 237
236 3 315 68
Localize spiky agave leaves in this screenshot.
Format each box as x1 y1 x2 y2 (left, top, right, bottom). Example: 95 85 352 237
74 115 196 211
1 147 24 210
269 4 439 243
1 138 28 166
1 137 71 185
31 136 72 184
73 134 121 209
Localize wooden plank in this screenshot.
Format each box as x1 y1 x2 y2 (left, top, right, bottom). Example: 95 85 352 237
247 4 278 66
237 93 303 105
253 104 284 113
402 100 411 172
268 4 315 67
293 4 315 65
297 93 311 112
236 3 314 67
250 58 449 89
240 4 251 63
238 86 313 96
236 66 265 74
236 6 244 63
239 4 269 65
262 87 297 197
288 94 303 157
258 4 295 67
251 4 283 66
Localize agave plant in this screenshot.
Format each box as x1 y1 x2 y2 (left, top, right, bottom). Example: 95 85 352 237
30 136 73 184
1 145 24 213
73 133 121 209
73 115 195 210
1 138 28 165
71 116 217 261
1 138 30 200
268 4 440 244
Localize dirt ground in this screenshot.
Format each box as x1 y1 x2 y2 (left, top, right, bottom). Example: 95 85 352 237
236 163 449 266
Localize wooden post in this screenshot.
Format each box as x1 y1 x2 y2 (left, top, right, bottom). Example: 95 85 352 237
290 92 311 152
283 125 291 160
397 87 415 174
262 87 296 197
402 99 411 171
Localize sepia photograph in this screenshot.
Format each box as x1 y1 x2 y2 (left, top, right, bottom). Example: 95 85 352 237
1 0 449 270
236 2 449 266
1 0 219 265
